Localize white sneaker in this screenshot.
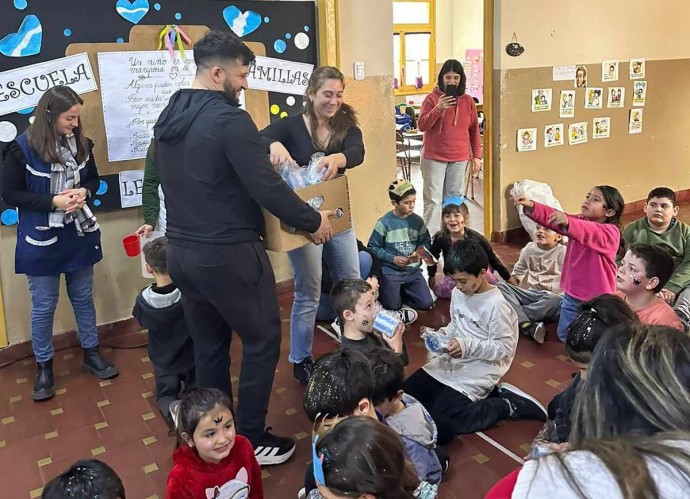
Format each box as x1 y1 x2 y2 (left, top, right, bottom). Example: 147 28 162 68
169 400 181 429
297 488 306 499
330 319 342 339
397 307 418 325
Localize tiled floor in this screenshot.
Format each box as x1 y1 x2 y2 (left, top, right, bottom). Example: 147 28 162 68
1 192 677 498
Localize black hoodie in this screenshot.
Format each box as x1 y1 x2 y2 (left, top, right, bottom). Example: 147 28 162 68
153 89 321 245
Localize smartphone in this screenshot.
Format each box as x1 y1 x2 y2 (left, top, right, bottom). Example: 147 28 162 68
444 84 458 98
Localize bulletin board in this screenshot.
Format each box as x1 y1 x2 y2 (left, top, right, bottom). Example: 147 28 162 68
0 0 318 222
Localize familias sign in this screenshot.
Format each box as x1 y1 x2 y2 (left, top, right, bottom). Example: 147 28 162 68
0 53 97 116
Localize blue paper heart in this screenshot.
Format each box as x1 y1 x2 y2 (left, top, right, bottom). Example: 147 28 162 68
116 0 150 25
223 6 262 37
0 15 42 57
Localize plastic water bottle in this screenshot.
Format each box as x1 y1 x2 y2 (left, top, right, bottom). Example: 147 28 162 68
421 327 452 353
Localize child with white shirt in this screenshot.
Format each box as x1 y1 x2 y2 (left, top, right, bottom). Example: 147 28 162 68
403 239 547 444
497 225 566 343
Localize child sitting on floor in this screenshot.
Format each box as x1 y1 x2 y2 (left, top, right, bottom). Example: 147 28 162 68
366 347 448 485
616 243 684 329
42 460 125 499
331 278 408 365
497 224 566 343
428 196 511 299
403 239 546 445
167 388 263 498
368 179 434 312
133 236 195 429
622 187 690 327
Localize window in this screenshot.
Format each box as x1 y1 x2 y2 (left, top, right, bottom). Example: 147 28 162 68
393 0 435 95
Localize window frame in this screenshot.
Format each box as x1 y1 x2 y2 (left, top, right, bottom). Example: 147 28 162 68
393 0 436 96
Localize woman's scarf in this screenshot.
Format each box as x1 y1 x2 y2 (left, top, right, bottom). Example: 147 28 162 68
47 135 99 236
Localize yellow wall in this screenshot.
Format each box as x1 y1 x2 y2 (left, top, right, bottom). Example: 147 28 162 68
0 0 397 349
436 0 484 63
494 0 690 231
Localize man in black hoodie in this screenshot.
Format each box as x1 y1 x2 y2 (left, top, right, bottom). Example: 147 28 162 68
153 30 332 466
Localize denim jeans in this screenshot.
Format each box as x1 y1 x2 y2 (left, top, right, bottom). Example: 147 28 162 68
27 266 99 362
316 250 373 321
288 228 359 363
557 292 583 342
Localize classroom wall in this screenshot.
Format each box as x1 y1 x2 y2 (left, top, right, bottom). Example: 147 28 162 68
0 0 396 348
436 0 484 65
494 0 690 231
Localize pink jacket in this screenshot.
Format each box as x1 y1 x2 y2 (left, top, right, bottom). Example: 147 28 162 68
418 88 482 162
527 202 619 301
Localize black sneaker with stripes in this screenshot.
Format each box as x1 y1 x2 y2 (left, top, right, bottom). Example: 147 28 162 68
252 429 296 466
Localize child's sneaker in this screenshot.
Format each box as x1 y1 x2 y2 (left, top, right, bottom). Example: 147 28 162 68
519 321 545 344
330 319 342 339
397 306 418 325
497 383 547 421
252 429 296 466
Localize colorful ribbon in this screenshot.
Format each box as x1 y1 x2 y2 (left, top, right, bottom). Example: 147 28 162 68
157 25 191 59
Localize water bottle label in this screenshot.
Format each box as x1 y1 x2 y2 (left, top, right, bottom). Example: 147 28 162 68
373 312 399 337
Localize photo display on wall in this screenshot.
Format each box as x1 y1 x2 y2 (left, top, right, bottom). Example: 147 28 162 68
0 0 318 224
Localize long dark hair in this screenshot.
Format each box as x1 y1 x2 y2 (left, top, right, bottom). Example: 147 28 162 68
594 185 626 259
436 59 466 94
316 416 420 498
303 66 358 152
27 85 89 164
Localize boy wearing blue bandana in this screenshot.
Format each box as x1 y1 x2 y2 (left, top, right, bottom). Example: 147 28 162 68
368 180 434 311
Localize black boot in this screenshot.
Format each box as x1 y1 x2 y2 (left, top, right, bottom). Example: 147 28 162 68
32 359 55 401
82 346 119 379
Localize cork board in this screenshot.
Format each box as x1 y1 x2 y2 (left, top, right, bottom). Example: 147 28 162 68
65 24 269 176
496 58 690 229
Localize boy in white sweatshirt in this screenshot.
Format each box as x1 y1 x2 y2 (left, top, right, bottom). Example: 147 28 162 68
497 225 566 343
403 239 547 443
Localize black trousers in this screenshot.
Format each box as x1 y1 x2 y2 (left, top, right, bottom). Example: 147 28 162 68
168 241 282 442
403 369 510 444
153 365 196 427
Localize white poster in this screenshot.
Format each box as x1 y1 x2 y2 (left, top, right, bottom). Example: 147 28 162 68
531 88 552 112
569 122 588 145
602 60 619 82
553 65 576 81
593 117 611 139
119 170 144 208
560 90 576 118
517 128 537 152
0 53 97 116
629 109 643 134
98 50 313 162
544 123 564 148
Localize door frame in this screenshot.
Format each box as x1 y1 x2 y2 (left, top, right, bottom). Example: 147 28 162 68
482 0 494 237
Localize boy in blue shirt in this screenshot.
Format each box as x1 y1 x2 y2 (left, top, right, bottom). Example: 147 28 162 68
368 180 434 311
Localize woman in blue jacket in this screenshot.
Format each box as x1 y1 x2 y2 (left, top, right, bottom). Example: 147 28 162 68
1 85 117 401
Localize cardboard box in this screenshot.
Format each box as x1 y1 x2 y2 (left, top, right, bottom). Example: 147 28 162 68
262 175 352 252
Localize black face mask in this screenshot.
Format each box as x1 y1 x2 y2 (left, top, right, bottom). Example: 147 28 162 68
444 84 458 98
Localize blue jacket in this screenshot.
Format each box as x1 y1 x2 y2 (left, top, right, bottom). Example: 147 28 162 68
12 133 102 276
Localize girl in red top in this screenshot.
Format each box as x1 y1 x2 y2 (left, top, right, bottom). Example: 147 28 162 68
418 59 482 236
166 389 263 499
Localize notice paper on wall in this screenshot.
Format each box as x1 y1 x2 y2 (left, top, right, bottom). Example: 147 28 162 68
552 65 576 81
98 50 313 162
517 128 537 152
629 109 643 134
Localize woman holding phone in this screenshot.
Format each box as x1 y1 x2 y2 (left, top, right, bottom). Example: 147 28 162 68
417 59 482 236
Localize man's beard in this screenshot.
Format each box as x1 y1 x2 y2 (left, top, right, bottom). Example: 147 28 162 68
223 79 241 107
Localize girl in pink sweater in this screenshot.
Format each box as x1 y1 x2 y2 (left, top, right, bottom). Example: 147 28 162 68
514 185 625 342
418 59 482 236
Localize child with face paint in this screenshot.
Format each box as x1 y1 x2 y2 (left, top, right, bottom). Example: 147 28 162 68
616 244 684 330
330 278 408 366
166 388 263 498
403 240 547 444
514 185 625 342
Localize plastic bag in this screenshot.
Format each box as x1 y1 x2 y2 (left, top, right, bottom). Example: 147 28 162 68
510 179 568 242
528 419 559 459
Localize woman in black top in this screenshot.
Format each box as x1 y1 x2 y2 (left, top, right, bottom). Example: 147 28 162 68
261 66 365 384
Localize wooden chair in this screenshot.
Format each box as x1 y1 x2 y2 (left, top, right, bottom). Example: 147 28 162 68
395 131 421 180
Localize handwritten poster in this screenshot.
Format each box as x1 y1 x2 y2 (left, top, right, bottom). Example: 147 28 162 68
119 170 144 208
98 50 313 162
463 49 483 103
552 65 576 81
0 53 97 116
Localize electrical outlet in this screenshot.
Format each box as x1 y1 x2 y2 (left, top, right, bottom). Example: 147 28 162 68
354 61 365 81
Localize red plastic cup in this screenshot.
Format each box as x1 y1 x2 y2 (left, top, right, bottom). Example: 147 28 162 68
122 234 141 257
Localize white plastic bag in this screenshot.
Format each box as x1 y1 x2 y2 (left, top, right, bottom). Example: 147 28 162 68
510 179 567 242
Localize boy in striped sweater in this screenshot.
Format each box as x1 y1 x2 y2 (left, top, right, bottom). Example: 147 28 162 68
368 180 434 311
